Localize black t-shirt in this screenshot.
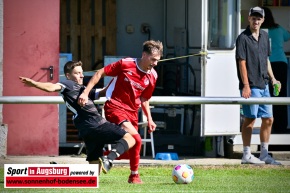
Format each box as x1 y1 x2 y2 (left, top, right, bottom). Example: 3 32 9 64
57 79 106 137
236 26 270 89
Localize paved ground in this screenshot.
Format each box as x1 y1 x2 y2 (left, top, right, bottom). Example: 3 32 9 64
1 154 290 167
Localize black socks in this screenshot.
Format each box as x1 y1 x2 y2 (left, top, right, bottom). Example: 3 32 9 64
107 138 129 161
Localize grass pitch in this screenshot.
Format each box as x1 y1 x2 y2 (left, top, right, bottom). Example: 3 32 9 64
1 165 290 193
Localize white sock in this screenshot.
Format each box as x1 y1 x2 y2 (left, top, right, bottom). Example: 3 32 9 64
131 171 138 175
243 146 251 158
260 142 269 158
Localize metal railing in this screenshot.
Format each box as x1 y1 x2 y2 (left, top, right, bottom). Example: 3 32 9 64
0 96 290 105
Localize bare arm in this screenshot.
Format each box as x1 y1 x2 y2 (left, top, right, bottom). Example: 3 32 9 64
19 76 61 92
267 59 279 83
141 97 156 133
78 68 105 106
267 59 281 91
238 59 251 99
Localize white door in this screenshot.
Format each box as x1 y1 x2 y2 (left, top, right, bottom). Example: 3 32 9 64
200 0 241 136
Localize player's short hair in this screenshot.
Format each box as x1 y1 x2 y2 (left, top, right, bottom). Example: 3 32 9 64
64 61 83 74
143 40 163 57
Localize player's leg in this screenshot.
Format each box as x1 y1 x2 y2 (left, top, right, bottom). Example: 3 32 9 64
98 122 136 173
104 133 135 161
104 106 143 183
121 121 143 184
84 139 103 175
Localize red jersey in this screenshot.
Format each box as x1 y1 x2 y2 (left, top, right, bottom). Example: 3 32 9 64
104 57 157 112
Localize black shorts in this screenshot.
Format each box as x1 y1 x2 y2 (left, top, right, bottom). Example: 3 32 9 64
82 121 127 161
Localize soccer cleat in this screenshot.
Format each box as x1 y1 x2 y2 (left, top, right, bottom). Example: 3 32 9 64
241 154 265 164
128 174 143 184
99 156 113 174
260 155 282 165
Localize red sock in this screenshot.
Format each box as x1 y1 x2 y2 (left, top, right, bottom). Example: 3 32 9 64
129 134 142 171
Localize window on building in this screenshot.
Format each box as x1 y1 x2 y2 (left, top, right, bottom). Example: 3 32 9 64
208 0 239 49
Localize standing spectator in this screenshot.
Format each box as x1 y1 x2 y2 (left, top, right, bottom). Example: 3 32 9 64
261 6 290 133
78 40 163 183
19 61 136 174
236 7 281 165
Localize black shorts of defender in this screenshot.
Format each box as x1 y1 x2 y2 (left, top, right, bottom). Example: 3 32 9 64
83 122 127 161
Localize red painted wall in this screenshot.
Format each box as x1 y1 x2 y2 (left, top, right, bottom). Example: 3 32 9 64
3 0 60 155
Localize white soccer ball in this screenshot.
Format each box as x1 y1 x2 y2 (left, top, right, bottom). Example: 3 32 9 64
172 164 194 184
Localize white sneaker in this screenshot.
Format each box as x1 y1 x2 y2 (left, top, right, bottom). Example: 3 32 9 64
241 154 265 164
259 155 282 165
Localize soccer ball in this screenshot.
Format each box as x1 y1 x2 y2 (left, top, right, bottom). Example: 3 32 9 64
172 164 194 184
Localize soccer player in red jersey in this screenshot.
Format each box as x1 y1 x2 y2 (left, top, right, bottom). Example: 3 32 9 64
78 40 163 183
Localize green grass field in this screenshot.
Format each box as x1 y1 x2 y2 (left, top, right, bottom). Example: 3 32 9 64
1 165 290 193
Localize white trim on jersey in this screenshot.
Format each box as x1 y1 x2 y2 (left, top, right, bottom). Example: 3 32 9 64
65 101 78 119
95 88 102 99
122 58 136 62
56 82 78 119
106 77 117 100
135 59 149 74
57 82 66 92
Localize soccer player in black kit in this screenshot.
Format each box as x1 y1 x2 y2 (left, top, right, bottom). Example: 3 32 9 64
19 61 135 174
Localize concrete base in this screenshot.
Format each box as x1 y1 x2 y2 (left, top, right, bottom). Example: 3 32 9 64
224 134 290 160
0 124 7 158
229 151 290 161
224 142 290 160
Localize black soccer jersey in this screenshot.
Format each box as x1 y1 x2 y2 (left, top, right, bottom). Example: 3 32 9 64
57 79 107 137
